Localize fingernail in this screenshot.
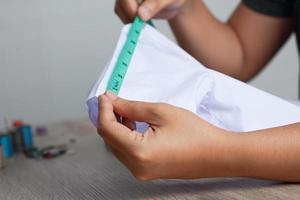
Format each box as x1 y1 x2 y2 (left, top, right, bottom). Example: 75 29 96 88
105 91 117 100
139 6 151 21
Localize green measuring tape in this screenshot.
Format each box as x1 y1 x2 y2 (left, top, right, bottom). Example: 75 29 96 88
106 16 149 95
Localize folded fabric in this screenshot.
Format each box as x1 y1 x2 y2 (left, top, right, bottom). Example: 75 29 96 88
87 24 300 133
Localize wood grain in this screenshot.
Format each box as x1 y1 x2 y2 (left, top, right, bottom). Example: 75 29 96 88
0 119 299 200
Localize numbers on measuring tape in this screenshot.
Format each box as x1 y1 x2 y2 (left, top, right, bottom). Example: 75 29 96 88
106 16 145 95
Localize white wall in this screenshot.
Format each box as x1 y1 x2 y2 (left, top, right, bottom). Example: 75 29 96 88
0 0 298 128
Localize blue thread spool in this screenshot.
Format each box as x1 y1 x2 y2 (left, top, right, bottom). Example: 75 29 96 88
11 130 23 153
20 125 33 150
0 134 13 158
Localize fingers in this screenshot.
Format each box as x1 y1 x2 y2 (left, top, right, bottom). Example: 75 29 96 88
138 0 173 21
106 92 163 125
121 0 139 21
98 94 117 123
98 95 140 151
122 117 136 130
114 2 130 24
115 0 138 23
115 0 175 22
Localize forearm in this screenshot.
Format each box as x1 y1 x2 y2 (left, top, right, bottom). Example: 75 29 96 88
169 0 244 78
169 1 293 81
227 123 300 182
155 122 300 181
195 123 300 182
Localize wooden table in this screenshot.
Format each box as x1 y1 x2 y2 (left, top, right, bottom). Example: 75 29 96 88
0 120 299 200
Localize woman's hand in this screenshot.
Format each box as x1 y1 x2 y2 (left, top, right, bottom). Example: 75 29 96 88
114 0 193 23
97 92 238 180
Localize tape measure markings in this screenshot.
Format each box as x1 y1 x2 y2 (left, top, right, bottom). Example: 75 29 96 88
107 16 145 95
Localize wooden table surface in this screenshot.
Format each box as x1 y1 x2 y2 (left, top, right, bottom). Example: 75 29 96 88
0 120 299 200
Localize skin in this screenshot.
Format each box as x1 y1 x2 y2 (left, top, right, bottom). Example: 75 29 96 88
99 92 300 182
115 0 293 81
97 0 300 181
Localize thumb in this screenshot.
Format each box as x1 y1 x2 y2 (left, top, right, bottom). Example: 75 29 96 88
105 92 162 125
98 94 138 151
138 0 172 21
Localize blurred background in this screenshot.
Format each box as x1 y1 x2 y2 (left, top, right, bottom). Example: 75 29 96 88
0 0 298 128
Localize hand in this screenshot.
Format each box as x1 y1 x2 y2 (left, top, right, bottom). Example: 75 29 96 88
97 92 237 180
114 0 193 23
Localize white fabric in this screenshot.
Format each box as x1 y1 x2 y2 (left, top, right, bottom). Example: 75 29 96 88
87 24 300 133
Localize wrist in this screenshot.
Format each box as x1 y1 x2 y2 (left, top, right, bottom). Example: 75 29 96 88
218 132 258 178
200 130 247 178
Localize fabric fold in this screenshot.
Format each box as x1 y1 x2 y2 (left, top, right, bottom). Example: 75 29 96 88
87 24 300 132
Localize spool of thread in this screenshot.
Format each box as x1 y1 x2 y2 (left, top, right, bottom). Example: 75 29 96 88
19 125 33 150
0 135 13 158
13 120 23 128
10 130 23 153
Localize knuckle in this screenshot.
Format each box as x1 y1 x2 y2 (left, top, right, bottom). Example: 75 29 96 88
132 171 151 181
97 126 103 135
132 148 152 164
129 148 154 181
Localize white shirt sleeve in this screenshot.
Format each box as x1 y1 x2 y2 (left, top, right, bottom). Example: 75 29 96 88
87 24 300 133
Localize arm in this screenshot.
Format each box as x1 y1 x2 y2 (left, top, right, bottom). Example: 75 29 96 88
233 123 300 182
114 0 293 81
98 93 300 182
169 1 293 81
